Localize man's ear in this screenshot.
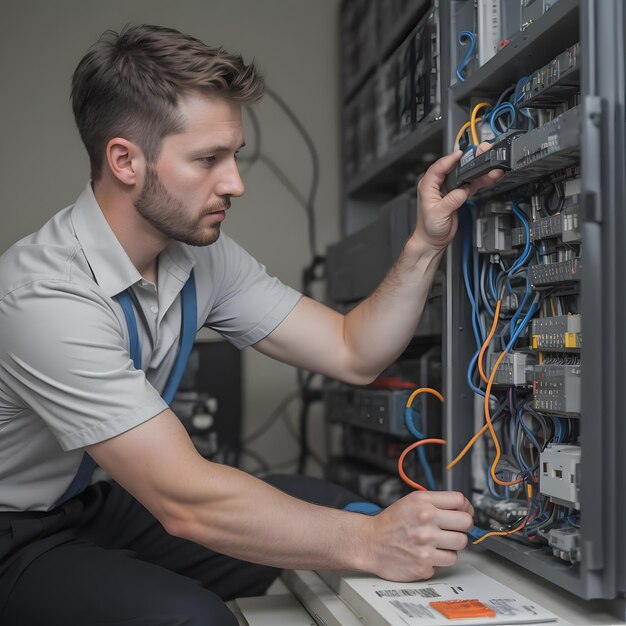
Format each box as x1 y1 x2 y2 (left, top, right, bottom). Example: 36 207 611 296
105 137 145 186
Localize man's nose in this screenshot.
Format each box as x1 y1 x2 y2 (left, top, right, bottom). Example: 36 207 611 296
216 159 245 198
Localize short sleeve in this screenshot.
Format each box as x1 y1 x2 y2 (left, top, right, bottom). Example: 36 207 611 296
0 281 168 451
203 235 302 348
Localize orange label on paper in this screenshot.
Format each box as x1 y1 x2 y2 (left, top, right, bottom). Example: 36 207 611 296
429 599 497 619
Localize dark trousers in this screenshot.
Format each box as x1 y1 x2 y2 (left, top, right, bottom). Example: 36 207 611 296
0 474 361 626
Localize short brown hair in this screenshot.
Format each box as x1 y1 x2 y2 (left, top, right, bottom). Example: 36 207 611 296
71 24 265 180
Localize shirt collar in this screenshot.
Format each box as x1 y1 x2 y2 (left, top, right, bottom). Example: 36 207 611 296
70 182 196 297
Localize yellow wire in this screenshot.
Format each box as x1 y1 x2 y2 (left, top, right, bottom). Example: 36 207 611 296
454 118 482 150
470 102 492 145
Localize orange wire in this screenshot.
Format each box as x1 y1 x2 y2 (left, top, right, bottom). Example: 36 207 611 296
448 300 502 469
483 351 524 487
447 423 489 470
399 389 446 491
447 298 522 486
406 387 444 407
400 384 527 543
478 300 501 384
398 439 447 491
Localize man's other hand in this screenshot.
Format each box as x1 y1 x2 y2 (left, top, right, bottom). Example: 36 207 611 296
362 490 474 582
413 143 505 251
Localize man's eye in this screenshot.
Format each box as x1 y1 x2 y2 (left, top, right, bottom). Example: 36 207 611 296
199 156 216 166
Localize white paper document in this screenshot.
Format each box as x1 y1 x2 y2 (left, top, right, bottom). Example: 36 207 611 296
331 564 559 625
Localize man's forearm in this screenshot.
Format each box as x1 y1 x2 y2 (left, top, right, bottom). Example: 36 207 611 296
343 234 445 380
164 460 372 571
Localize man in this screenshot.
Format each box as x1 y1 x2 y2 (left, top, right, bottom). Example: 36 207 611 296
0 24 500 625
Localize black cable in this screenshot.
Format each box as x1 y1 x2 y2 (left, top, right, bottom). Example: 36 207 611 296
266 88 320 259
281 408 325 471
239 87 325 474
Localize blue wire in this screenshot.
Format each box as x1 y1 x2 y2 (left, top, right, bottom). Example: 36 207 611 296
489 103 517 136
508 269 532 340
456 31 476 83
506 300 539 352
418 446 438 491
505 205 534 340
516 406 542 465
466 349 486 397
404 407 424 439
514 76 531 106
462 220 483 350
460 204 489 397
509 205 531 274
473 245 487 340
513 76 535 127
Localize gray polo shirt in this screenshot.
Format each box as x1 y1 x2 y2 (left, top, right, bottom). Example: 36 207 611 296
0 183 301 512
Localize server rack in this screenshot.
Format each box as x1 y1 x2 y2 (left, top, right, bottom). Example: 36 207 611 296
340 0 443 236
330 0 445 507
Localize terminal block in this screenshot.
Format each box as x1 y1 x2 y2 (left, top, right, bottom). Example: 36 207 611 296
520 43 581 108
532 315 581 351
532 214 563 240
540 444 580 509
533 364 581 415
511 193 581 247
530 258 581 287
509 105 580 175
489 352 535 386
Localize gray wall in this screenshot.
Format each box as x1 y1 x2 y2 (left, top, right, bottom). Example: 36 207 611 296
1 0 341 473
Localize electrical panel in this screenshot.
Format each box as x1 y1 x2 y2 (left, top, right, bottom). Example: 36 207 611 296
448 1 586 575
443 0 626 607
336 0 626 609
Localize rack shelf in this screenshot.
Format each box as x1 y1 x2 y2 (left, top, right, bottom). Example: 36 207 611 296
345 117 443 197
380 0 431 61
342 0 432 103
451 0 580 103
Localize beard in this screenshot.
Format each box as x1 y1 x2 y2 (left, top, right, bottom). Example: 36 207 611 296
133 165 229 247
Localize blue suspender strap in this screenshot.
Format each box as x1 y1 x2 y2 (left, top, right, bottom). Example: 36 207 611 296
162 270 197 405
54 270 197 506
115 289 142 370
54 452 98 506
